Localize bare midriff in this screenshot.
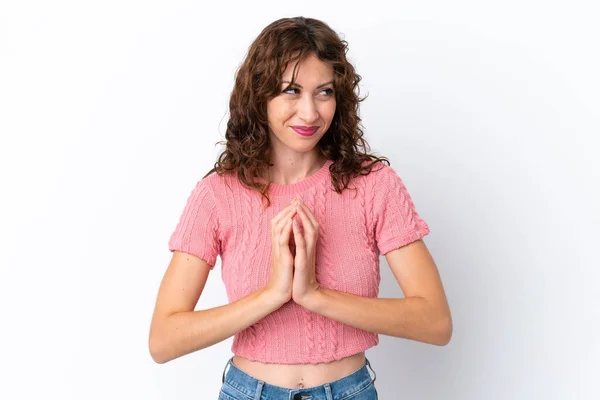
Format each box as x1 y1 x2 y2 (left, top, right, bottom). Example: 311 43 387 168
231 351 366 389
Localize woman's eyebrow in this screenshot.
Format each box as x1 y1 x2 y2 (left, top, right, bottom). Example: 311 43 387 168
282 80 333 89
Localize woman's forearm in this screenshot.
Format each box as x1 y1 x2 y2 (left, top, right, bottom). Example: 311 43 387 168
150 289 283 363
301 287 452 346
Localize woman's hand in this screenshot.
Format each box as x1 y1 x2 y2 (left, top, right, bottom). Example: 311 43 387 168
264 202 297 306
291 199 321 307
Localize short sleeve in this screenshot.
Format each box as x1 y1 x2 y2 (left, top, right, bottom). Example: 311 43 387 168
372 166 430 255
168 178 221 269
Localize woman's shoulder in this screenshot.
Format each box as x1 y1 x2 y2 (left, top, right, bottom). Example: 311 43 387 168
355 159 396 183
199 168 238 188
199 168 253 203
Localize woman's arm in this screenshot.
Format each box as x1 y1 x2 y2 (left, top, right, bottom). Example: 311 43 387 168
299 240 453 346
148 251 284 364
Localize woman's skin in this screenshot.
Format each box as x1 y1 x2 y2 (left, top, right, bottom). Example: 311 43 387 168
149 54 452 389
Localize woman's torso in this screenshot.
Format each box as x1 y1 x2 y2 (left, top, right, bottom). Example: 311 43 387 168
212 164 381 381
232 352 366 388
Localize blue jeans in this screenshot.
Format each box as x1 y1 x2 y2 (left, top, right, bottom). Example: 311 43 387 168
219 356 378 400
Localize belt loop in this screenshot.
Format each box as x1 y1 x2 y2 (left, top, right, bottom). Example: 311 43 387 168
365 358 377 383
222 357 232 384
254 380 264 400
324 383 333 400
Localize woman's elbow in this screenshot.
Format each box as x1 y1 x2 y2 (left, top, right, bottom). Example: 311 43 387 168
149 321 176 364
433 315 453 346
149 334 170 364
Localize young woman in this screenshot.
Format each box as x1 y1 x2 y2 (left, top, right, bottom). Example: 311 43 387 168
149 16 452 400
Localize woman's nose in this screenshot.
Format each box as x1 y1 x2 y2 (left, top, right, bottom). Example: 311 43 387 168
297 95 319 123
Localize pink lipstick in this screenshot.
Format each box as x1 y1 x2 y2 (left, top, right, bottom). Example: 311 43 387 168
291 126 319 137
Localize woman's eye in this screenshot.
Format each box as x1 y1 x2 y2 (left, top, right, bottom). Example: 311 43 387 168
282 87 334 96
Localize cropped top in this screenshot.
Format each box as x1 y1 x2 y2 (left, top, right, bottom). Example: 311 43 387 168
168 159 430 364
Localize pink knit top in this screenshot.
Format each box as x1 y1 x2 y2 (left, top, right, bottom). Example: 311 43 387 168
168 160 430 364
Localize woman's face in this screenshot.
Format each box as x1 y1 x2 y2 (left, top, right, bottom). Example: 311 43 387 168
267 54 336 156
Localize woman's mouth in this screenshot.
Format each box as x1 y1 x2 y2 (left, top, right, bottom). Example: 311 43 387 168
291 126 319 137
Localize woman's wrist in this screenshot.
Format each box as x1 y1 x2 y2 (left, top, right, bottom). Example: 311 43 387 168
259 288 290 311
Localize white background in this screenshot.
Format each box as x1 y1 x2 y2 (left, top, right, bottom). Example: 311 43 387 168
1 0 598 398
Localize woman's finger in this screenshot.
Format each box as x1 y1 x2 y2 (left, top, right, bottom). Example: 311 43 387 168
298 202 318 228
272 203 296 234
292 219 305 250
279 217 294 246
276 206 298 242
296 203 316 236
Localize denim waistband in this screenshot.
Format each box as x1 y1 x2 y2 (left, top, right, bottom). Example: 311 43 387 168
221 356 377 400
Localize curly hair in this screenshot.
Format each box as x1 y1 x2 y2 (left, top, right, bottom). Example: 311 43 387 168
204 16 390 208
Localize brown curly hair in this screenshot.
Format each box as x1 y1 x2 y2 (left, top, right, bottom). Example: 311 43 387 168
204 16 390 208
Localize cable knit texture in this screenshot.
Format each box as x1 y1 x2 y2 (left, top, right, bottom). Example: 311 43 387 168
168 160 430 364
